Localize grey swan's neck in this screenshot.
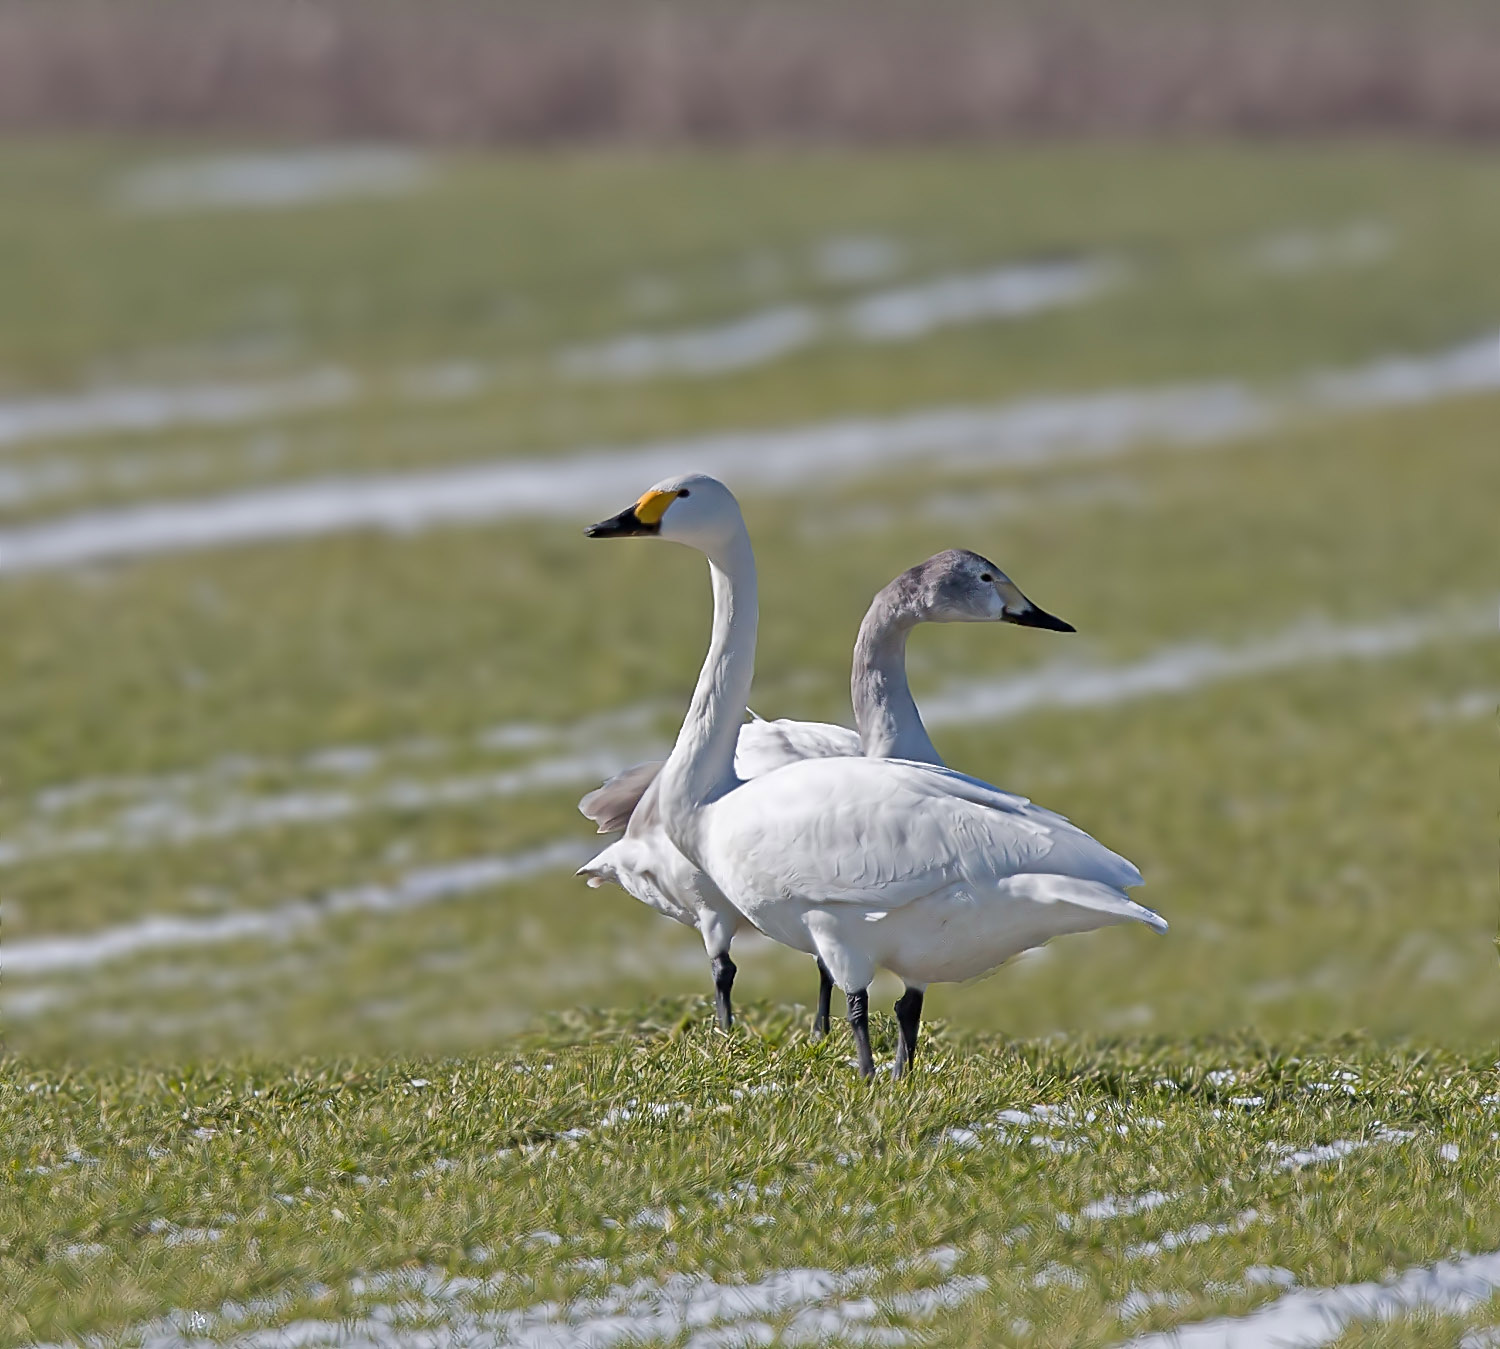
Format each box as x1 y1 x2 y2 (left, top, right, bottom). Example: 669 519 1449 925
851 574 942 766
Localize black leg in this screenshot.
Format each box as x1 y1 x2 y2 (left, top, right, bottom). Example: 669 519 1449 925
892 987 925 1080
847 987 875 1079
813 959 834 1039
711 952 737 1032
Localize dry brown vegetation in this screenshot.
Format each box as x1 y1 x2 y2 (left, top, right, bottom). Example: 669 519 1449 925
2 0 1500 144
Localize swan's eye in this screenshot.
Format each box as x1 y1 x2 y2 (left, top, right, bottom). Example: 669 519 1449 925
677 488 691 498
979 572 993 583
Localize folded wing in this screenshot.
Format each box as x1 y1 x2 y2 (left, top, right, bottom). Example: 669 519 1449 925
705 755 1142 912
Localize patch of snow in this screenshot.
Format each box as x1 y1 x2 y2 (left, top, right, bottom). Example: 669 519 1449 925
59 1242 108 1260
1244 1266 1299 1288
1119 1288 1193 1320
558 307 821 380
846 259 1125 341
1034 1262 1087 1289
1119 1247 1500 1348
116 148 431 213
939 1101 1148 1158
1425 689 1499 722
1250 222 1394 276
149 1219 225 1246
28 1247 985 1349
1269 1127 1414 1172
398 362 492 402
1125 1210 1260 1261
1080 1191 1175 1222
810 475 1146 538
814 236 905 285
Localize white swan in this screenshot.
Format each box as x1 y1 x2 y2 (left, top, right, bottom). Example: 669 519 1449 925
578 549 1075 1036
586 473 1165 1078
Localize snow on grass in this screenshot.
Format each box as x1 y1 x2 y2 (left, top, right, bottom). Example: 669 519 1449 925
1078 1191 1176 1222
844 259 1125 341
24 702 661 821
1249 222 1394 276
1270 1126 1415 1172
920 601 1497 731
940 1101 1161 1157
813 235 906 285
1124 1209 1261 1261
115 149 431 213
3 598 1485 871
2 839 588 978
0 745 652 869
559 259 1122 381
1424 689 1499 722
0 370 357 449
27 1248 985 1349
0 328 1493 571
1118 1247 1500 1348
558 307 822 380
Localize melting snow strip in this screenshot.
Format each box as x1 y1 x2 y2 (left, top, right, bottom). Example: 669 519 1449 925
0 746 652 870
1118 1247 1500 1348
1249 222 1394 276
0 370 358 449
23 703 662 821
1124 1211 1261 1262
2 840 588 977
2 599 1488 870
115 148 432 213
0 330 1493 572
26 1248 985 1349
558 306 824 379
844 259 1124 342
920 602 1497 729
559 259 1124 380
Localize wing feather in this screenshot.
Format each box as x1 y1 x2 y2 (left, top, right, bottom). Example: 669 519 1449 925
577 760 664 833
734 717 861 779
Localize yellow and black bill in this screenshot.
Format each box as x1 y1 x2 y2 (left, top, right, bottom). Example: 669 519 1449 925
585 488 681 538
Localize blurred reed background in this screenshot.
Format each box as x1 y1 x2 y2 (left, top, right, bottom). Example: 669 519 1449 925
2 0 1500 143
0 0 1495 1061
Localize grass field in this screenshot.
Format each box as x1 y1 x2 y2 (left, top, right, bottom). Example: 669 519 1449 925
1 140 1498 1344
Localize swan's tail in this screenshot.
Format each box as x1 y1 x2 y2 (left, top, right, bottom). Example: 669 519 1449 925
1005 873 1167 936
576 842 623 890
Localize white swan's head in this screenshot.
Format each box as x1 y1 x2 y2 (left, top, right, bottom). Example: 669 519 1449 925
585 473 744 551
900 548 1074 631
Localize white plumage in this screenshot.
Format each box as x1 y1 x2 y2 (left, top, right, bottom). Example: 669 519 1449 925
583 473 1164 1076
700 755 1157 995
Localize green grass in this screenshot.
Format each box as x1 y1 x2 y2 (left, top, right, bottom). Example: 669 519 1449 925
0 138 1497 1343
5 1016 1500 1346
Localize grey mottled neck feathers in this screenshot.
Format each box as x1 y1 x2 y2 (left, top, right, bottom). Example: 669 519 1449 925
851 572 943 765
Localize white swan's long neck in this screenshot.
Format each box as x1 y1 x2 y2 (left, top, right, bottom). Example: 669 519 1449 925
852 589 942 765
657 526 758 861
